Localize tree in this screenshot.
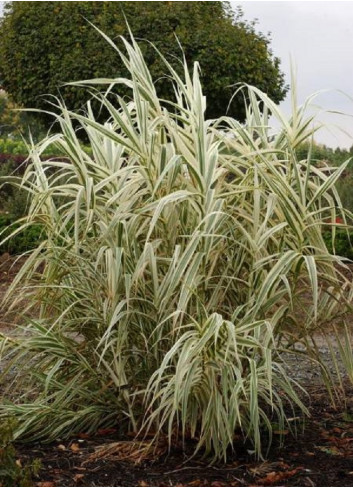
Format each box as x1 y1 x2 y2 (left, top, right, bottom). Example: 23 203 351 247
0 90 45 139
0 2 287 125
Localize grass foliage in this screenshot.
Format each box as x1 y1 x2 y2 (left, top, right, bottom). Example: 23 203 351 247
0 31 352 461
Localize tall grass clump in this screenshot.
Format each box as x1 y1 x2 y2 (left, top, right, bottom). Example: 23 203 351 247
1 31 352 462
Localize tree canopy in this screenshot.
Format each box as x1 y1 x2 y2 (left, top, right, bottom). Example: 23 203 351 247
0 1 287 124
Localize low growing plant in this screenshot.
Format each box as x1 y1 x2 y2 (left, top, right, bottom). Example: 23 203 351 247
0 418 41 487
0 30 352 462
0 215 43 254
323 229 353 261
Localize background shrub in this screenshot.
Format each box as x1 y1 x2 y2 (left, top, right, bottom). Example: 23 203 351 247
0 215 43 254
0 89 46 140
0 2 287 126
323 229 353 261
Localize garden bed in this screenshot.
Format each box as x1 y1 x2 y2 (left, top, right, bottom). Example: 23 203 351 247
1 255 353 486
12 387 353 487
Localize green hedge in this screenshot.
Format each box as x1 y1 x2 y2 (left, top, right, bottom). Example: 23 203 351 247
323 230 353 261
0 215 43 255
0 138 92 157
0 138 57 156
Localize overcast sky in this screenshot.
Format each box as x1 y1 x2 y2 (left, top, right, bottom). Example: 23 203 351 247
1 1 353 148
233 1 353 149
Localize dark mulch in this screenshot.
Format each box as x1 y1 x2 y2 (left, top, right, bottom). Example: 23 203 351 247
11 387 353 487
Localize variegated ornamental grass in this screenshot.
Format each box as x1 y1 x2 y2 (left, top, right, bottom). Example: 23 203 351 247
1 31 353 461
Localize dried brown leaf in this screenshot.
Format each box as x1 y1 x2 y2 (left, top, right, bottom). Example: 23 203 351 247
257 468 300 485
96 428 117 436
85 438 168 465
70 442 81 453
73 473 85 483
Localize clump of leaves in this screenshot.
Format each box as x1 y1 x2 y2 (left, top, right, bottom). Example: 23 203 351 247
0 29 352 462
0 418 41 487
